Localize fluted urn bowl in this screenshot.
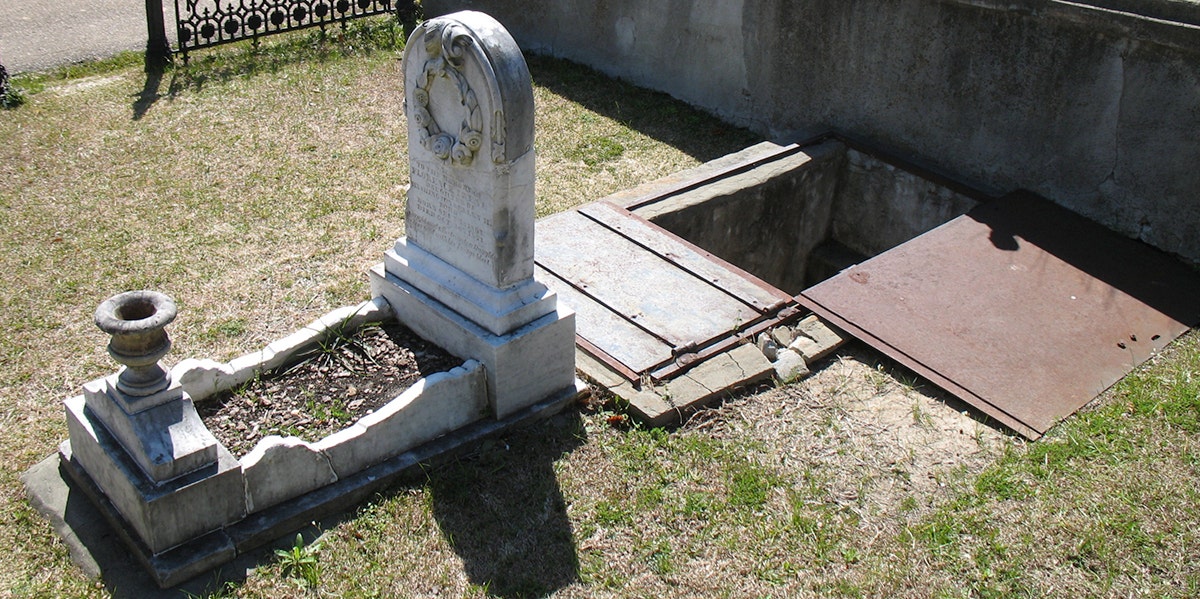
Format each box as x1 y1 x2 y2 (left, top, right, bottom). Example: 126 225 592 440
94 290 177 396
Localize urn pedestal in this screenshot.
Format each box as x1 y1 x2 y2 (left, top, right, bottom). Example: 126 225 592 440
63 291 244 562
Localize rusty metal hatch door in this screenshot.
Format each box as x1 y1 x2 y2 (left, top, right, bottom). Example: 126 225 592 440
536 201 796 383
799 192 1200 439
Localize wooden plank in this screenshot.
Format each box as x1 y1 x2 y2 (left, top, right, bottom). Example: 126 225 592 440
579 201 789 312
537 210 758 350
535 265 673 374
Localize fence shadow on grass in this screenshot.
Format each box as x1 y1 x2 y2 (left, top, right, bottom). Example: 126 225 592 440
130 27 763 167
132 49 169 120
130 17 408 120
426 410 587 598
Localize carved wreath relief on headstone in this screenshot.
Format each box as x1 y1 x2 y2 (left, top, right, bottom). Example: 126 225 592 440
410 20 505 167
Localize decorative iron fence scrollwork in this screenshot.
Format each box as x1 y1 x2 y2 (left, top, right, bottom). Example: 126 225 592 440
173 0 399 56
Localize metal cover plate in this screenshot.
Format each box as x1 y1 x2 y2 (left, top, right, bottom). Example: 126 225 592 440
800 192 1200 439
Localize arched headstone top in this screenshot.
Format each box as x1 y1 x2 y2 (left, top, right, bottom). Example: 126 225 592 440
399 10 540 296
404 11 534 168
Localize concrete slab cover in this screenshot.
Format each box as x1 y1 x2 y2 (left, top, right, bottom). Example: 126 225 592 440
536 201 793 380
799 192 1200 439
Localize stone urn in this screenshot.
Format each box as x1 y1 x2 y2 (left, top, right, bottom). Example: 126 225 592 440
94 290 177 397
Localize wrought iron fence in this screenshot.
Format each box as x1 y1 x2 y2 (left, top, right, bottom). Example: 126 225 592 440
173 0 401 56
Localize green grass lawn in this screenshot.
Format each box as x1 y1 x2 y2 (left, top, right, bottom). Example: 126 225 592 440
2 18 1198 598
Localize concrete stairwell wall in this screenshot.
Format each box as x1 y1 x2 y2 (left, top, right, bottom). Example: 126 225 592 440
427 0 1200 265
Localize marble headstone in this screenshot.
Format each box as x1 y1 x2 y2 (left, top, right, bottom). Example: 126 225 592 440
386 11 555 337
374 10 576 418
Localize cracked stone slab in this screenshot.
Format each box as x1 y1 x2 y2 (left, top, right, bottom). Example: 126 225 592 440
609 345 777 424
580 343 774 425
241 437 338 514
666 343 773 408
789 314 849 364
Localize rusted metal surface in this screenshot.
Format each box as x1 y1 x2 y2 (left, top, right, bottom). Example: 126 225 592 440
574 336 642 383
649 305 802 381
800 192 1200 439
537 203 799 383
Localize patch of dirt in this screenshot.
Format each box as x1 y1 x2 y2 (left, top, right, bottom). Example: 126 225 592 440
686 342 1007 512
198 321 463 457
52 75 124 95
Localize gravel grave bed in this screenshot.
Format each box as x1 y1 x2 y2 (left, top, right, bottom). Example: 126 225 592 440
198 321 463 457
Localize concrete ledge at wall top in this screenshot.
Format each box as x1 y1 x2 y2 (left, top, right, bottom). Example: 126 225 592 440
959 0 1200 41
1057 0 1200 26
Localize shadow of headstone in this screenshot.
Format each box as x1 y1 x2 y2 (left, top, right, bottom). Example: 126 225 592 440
427 411 585 598
22 455 278 599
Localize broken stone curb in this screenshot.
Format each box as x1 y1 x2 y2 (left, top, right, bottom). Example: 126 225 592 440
577 315 850 425
30 380 585 589
40 294 565 586
173 297 394 402
790 313 849 363
773 348 811 383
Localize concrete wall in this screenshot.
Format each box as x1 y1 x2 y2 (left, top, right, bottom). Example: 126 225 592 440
630 141 980 294
427 0 1200 264
637 141 844 294
831 148 980 259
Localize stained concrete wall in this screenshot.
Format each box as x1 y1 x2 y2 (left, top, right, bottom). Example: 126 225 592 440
831 148 981 259
427 0 1200 265
637 141 844 293
630 141 980 294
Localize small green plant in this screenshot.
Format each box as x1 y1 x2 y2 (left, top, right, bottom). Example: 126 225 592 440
305 317 382 372
911 400 934 428
727 462 777 509
647 541 674 575
568 134 627 167
183 576 241 599
305 395 352 426
865 364 893 395
275 533 322 588
1 86 24 109
594 499 631 526
680 491 716 516
204 317 248 340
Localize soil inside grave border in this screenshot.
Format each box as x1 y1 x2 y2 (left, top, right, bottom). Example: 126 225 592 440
197 320 464 457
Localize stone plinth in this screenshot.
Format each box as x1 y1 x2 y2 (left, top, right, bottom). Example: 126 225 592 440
371 265 576 418
60 291 242 557
64 395 245 554
81 377 218 483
